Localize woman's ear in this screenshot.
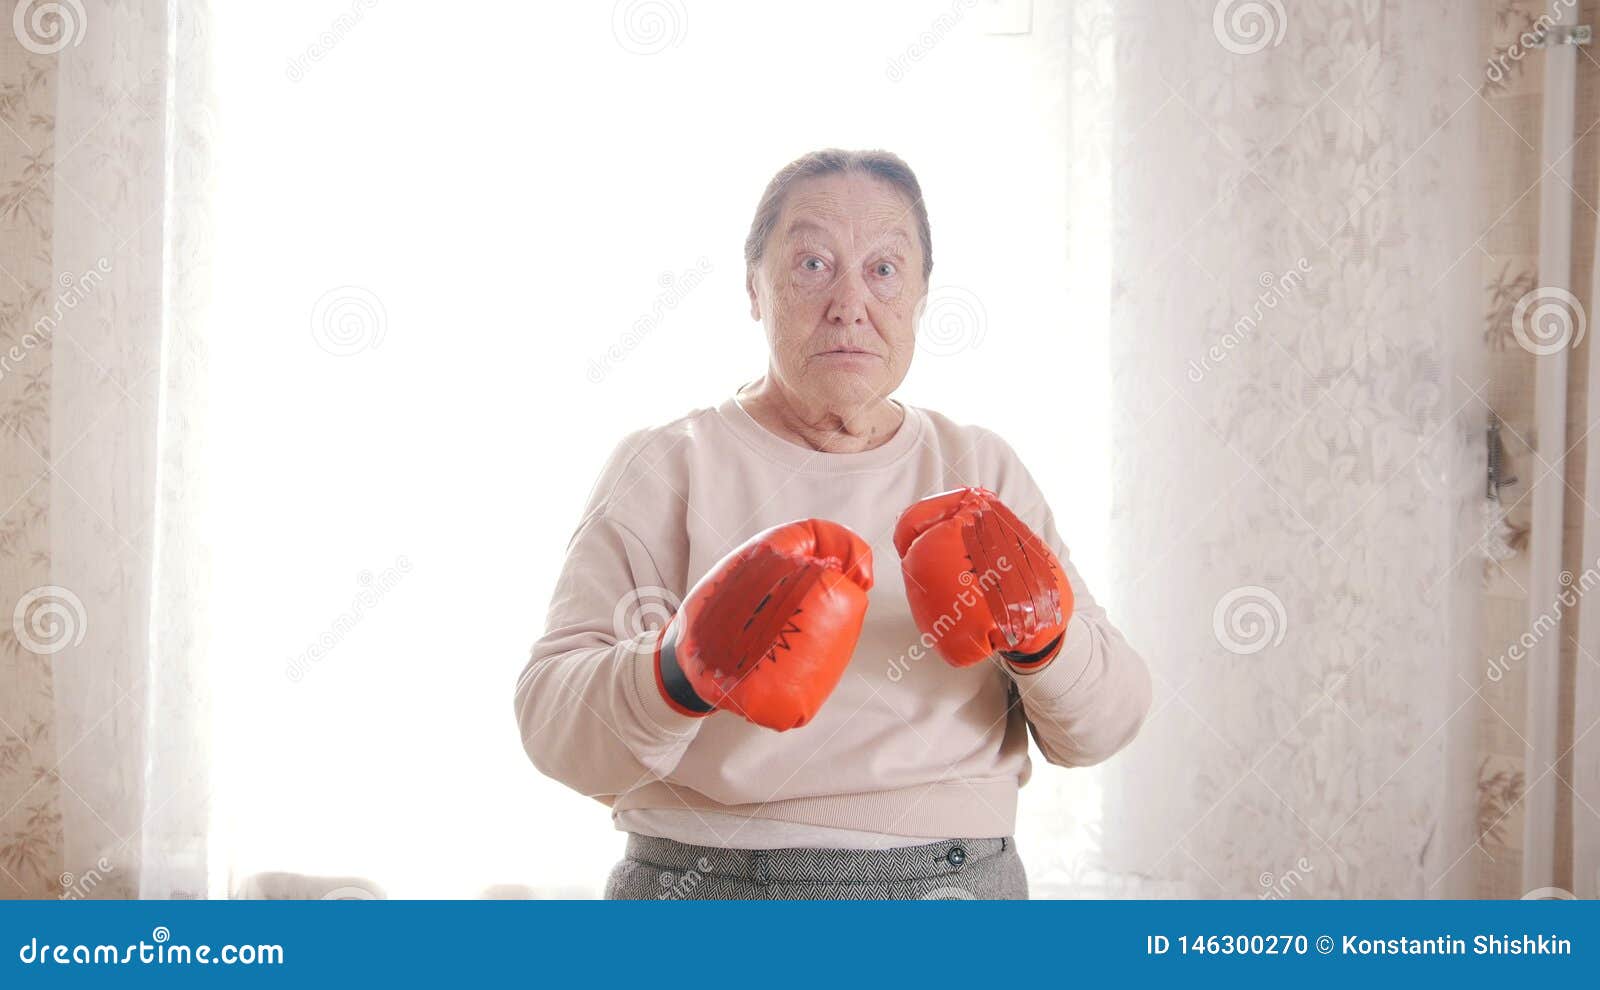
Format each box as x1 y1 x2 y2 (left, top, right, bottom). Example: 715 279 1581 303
746 268 761 320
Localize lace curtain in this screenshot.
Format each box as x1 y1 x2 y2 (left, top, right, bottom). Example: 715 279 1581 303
0 0 214 899
1064 0 1487 897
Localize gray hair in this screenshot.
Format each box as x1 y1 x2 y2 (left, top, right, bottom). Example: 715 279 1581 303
743 148 933 281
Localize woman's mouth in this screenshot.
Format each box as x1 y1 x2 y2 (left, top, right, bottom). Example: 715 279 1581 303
815 350 880 366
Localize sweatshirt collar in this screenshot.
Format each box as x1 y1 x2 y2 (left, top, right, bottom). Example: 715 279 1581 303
716 387 923 474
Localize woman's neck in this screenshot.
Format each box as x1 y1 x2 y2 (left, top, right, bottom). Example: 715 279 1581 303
737 378 905 454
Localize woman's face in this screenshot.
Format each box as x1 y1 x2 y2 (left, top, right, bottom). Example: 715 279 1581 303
747 171 927 411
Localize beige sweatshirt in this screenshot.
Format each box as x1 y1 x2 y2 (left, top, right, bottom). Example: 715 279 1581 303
514 390 1153 849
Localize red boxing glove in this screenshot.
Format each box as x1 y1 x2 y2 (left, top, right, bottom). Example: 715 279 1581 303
654 519 874 731
893 487 1073 670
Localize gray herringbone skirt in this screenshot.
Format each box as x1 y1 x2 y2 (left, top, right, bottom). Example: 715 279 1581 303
604 832 1027 900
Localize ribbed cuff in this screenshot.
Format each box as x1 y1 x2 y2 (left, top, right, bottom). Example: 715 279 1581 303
629 627 709 737
1000 628 1065 672
1006 615 1093 703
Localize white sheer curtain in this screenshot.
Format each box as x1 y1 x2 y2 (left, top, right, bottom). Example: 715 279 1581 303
1091 0 1485 897
43 0 215 898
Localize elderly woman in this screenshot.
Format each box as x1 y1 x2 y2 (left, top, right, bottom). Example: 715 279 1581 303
514 148 1152 900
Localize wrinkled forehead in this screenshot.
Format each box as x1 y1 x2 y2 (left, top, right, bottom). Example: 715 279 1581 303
776 175 919 253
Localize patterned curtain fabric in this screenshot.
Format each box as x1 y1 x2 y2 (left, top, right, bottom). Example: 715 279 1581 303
0 0 214 899
1076 0 1488 897
0 3 61 901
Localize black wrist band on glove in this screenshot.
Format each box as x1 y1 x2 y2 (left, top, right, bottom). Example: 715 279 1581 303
656 624 715 715
1001 630 1065 671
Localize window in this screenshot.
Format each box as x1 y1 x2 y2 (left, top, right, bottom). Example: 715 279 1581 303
207 0 1111 896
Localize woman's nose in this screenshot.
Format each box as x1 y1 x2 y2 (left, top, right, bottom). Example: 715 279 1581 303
825 272 872 324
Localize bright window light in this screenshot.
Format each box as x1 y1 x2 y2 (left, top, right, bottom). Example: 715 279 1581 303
207 0 1111 897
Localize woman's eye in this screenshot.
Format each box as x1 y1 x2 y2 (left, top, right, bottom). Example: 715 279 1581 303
874 262 897 278
801 256 825 272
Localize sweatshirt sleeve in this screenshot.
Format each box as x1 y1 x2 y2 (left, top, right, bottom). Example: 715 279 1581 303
982 431 1154 768
513 442 704 802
